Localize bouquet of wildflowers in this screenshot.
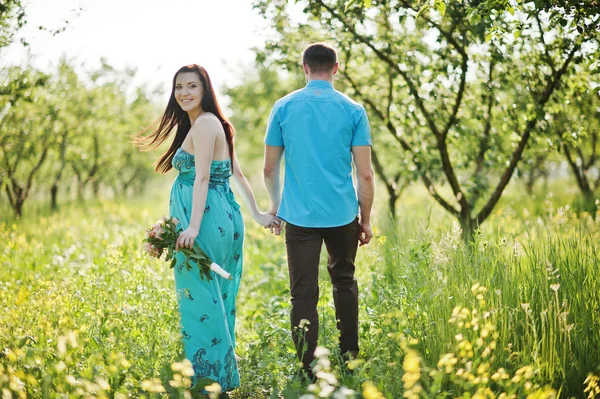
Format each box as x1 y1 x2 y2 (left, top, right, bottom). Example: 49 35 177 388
143 216 231 281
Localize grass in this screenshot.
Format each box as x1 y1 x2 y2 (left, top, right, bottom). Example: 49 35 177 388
1 179 599 398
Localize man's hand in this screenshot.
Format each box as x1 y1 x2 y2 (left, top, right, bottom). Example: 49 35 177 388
255 212 280 228
269 220 283 236
267 209 283 236
358 220 372 246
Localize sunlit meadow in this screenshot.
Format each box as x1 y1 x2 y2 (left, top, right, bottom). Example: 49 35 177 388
1 179 599 398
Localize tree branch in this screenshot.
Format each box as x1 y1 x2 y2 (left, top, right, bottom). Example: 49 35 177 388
576 145 587 170
474 60 495 176
402 1 469 138
397 0 468 139
339 47 406 214
398 0 468 59
314 0 441 137
387 65 394 119
0 141 12 174
585 131 597 170
442 57 468 139
371 148 397 197
343 71 459 216
562 136 590 193
535 13 557 75
476 44 580 225
6 121 27 175
24 139 51 200
315 0 469 212
52 130 69 188
471 59 496 206
5 183 16 209
394 2 470 211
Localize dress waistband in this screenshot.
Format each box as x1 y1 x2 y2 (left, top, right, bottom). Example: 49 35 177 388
175 173 240 211
175 173 229 186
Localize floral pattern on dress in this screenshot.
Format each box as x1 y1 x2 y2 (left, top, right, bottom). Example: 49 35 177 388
190 346 239 390
170 146 243 392
173 148 195 171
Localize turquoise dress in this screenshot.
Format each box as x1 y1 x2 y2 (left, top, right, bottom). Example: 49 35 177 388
169 147 243 391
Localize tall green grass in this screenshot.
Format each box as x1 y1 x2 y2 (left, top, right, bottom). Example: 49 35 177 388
1 181 599 398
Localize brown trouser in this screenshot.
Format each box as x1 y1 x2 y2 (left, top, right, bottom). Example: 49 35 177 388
285 218 360 373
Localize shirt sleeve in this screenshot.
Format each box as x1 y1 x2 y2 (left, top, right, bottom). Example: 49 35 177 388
264 104 284 147
351 106 372 146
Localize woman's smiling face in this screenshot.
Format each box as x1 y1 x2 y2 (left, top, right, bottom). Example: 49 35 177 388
175 72 203 113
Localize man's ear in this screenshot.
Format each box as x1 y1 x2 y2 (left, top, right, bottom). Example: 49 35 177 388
333 61 339 76
303 62 310 75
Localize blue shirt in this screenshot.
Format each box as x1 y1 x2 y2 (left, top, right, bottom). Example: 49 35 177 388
265 80 372 228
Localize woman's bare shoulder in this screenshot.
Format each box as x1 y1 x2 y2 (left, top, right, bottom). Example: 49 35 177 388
190 113 224 139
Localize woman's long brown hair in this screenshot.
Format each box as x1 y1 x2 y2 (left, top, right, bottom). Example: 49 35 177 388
135 64 235 173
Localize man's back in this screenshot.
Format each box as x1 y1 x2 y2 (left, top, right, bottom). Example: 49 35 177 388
263 43 374 381
265 80 371 228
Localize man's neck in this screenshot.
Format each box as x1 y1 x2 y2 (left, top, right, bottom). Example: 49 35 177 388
307 74 334 84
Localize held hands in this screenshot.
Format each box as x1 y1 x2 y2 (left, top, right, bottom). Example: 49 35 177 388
267 207 283 236
358 219 373 246
255 212 282 235
175 226 199 251
269 219 283 236
269 208 284 236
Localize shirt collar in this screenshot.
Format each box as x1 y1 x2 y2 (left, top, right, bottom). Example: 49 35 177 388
306 80 334 89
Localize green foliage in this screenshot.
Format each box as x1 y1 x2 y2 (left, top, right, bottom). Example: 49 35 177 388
547 67 600 207
224 63 305 173
0 59 158 217
0 0 25 49
252 0 599 237
345 0 600 35
0 66 56 216
1 181 599 397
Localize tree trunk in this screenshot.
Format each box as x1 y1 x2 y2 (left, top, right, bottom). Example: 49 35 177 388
6 184 24 218
50 132 68 211
14 198 23 218
388 191 398 221
460 216 476 245
50 184 59 210
77 180 85 202
563 143 595 211
525 167 535 195
580 186 596 213
2 140 51 218
92 180 100 197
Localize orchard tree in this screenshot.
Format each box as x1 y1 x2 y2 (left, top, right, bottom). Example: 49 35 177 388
226 58 418 218
1 1 79 49
224 63 305 172
345 0 600 36
110 87 157 197
553 83 600 208
254 0 599 239
0 67 54 217
0 60 160 216
0 0 25 49
46 60 84 210
67 63 132 199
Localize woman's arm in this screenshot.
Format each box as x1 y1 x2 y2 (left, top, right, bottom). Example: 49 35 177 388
175 117 219 250
231 152 278 228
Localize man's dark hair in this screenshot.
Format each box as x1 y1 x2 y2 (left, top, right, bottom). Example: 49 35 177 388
302 43 337 73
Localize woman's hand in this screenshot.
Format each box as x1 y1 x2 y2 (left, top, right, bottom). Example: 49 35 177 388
176 226 199 251
255 212 281 230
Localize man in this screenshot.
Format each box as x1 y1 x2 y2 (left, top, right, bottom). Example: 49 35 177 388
263 42 375 379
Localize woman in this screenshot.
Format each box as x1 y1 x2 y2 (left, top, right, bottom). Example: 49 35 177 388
137 64 277 391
